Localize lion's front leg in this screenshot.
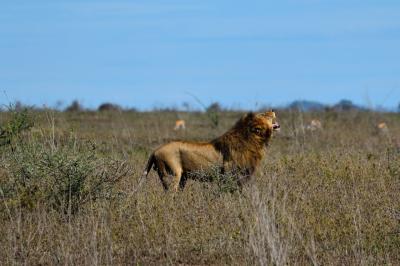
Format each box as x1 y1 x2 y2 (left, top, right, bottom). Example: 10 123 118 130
237 173 251 188
236 168 254 190
222 161 234 174
223 161 253 190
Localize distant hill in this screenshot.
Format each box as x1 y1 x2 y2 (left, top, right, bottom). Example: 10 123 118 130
287 99 365 112
288 100 327 111
331 99 363 111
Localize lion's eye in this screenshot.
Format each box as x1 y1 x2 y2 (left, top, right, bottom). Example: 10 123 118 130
253 127 263 134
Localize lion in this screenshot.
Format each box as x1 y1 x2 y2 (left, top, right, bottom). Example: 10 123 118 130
135 111 280 192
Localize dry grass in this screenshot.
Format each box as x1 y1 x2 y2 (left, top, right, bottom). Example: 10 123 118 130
0 109 399 265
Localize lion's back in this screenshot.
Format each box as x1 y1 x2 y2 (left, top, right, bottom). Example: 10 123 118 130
154 141 222 172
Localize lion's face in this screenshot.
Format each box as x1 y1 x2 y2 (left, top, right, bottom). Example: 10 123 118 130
264 110 280 131
247 111 280 144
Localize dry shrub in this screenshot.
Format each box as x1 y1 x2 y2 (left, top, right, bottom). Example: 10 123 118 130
1 124 130 216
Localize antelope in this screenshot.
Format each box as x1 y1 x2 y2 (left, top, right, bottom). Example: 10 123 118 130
174 119 186 130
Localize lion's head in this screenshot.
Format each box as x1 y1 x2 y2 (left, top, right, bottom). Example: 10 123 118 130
211 110 280 173
232 110 280 146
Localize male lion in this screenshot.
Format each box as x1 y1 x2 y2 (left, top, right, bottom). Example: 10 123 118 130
136 111 280 192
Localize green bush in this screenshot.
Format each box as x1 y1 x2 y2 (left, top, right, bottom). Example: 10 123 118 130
1 138 130 215
0 106 33 147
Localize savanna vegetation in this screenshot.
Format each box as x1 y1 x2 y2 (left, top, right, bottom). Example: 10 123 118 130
0 106 399 265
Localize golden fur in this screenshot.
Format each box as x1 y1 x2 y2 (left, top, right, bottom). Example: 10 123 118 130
137 111 279 192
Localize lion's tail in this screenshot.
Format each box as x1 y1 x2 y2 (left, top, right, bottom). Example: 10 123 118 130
132 153 155 194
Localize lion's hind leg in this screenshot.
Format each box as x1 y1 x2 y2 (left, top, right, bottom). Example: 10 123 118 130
171 166 183 192
155 159 169 191
154 158 183 192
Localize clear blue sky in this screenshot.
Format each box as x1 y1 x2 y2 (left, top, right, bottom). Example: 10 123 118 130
1 0 399 110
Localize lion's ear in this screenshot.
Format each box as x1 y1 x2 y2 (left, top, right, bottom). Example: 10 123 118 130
256 111 276 119
245 112 255 120
264 111 276 119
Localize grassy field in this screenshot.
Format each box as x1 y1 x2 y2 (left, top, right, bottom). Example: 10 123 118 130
0 109 399 265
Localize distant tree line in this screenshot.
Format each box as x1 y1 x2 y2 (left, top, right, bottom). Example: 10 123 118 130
65 101 125 112
1 99 400 113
